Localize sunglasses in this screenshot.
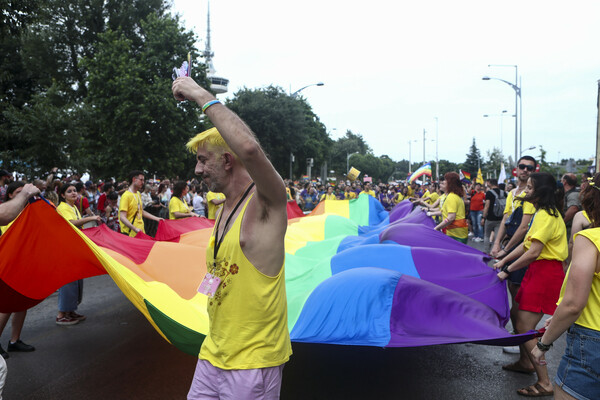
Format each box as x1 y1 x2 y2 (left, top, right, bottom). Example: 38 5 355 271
518 164 535 171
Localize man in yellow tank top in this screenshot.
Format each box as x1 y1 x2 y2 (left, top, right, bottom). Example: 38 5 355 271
173 77 291 399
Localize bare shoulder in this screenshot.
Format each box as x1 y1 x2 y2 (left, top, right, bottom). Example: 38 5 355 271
240 192 287 276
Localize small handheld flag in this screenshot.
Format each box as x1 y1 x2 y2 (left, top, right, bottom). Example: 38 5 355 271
172 53 192 81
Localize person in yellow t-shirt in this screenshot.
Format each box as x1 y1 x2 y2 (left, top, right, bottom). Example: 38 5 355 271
206 191 226 219
495 172 567 397
119 171 162 236
434 172 468 243
169 181 198 219
531 174 600 400
428 183 440 205
395 186 409 203
320 186 337 201
491 156 537 259
421 185 432 204
343 185 357 200
55 182 102 326
359 182 376 198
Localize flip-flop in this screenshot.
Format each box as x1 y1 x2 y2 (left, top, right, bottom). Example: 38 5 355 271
502 362 535 374
517 383 554 397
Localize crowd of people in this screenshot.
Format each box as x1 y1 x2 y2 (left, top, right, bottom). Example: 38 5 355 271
287 179 441 213
0 168 232 349
1 81 599 399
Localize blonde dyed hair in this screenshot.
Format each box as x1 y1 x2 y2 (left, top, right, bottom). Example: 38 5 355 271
186 127 238 159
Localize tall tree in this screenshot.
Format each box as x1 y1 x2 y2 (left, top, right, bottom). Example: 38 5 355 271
483 147 507 178
80 15 204 178
462 138 483 176
0 0 201 178
226 86 331 179
329 130 372 175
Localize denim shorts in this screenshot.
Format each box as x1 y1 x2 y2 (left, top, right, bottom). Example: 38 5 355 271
555 324 600 400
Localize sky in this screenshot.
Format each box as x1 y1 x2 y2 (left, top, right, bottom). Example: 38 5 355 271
171 0 599 166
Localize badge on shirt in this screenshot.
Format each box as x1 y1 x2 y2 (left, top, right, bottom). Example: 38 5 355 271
198 273 221 297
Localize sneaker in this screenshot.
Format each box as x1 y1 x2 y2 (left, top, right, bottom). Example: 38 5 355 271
56 315 79 326
503 345 521 354
68 312 86 321
468 232 474 237
0 344 8 359
7 339 35 352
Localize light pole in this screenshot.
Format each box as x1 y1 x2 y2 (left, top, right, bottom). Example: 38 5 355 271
434 117 439 180
289 152 295 180
291 82 324 98
408 140 417 174
520 145 536 156
483 110 511 154
346 152 359 174
483 64 521 165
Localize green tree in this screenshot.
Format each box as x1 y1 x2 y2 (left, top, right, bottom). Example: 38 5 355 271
226 86 331 179
0 0 186 178
462 138 483 176
80 15 204 178
437 159 461 177
329 130 372 175
483 147 507 178
349 154 396 183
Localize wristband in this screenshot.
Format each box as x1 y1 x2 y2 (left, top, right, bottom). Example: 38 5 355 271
202 99 221 113
501 265 510 274
536 338 552 352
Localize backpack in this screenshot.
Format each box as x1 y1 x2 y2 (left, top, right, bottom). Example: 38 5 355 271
489 189 506 219
505 205 523 238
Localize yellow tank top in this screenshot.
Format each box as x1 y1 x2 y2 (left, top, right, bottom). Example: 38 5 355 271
200 193 292 369
558 228 600 331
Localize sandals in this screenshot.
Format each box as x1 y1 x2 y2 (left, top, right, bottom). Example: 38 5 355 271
517 383 554 397
502 361 535 374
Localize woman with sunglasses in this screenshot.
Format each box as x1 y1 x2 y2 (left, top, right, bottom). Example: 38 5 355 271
55 183 101 325
530 172 600 400
494 172 567 397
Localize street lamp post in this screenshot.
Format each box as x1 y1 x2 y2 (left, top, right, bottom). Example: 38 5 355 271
483 110 510 154
434 117 439 180
408 140 417 174
346 152 359 174
291 82 324 98
483 64 521 165
520 145 536 156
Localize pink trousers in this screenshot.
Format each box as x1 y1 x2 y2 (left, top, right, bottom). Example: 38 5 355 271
187 359 285 400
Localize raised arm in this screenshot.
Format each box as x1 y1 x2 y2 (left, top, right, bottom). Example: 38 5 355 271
0 184 40 225
172 77 286 209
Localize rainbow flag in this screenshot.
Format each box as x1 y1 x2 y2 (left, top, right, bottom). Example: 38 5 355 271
460 170 471 183
0 197 538 355
408 163 432 183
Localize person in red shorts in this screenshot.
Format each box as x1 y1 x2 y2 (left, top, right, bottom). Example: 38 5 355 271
494 172 567 397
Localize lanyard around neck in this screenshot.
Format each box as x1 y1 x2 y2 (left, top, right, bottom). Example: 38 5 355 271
212 182 255 267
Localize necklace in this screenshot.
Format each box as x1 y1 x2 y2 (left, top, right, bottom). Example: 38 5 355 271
212 182 255 269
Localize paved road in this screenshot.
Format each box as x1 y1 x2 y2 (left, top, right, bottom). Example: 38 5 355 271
2 236 565 399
